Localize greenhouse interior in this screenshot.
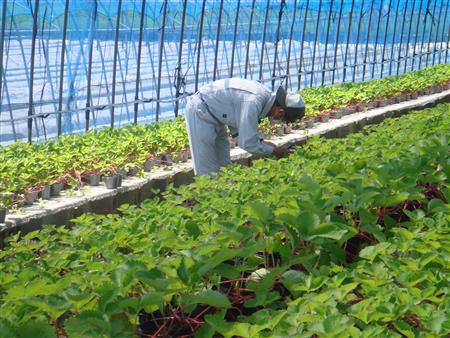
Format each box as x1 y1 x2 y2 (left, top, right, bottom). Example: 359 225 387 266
0 0 449 337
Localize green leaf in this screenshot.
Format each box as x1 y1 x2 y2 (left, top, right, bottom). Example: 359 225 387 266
196 248 240 276
16 322 56 338
359 242 391 262
0 319 17 338
64 310 110 338
426 310 447 334
184 290 231 309
427 199 445 213
244 200 273 224
295 211 320 238
177 257 190 284
308 222 352 241
140 292 164 313
392 320 414 338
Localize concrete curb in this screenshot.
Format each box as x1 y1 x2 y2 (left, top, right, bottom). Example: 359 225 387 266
1 90 449 246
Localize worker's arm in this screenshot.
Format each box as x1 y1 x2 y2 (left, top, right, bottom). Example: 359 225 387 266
238 101 275 156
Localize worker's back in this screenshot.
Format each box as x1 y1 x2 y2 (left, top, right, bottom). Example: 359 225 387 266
196 78 275 129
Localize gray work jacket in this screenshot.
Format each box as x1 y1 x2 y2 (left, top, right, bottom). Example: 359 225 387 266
198 78 276 156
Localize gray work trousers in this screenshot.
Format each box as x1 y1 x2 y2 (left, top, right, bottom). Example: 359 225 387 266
185 94 231 176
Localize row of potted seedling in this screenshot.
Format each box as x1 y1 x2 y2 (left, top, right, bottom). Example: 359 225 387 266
296 80 449 130
0 149 191 223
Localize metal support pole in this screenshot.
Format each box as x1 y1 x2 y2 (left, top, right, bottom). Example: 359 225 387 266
447 7 450 63
404 0 417 73
388 0 401 75
343 0 356 82
321 0 334 86
230 0 241 78
431 1 444 66
195 0 206 91
286 0 298 89
110 0 122 128
310 0 322 87
411 0 424 71
298 0 309 89
156 0 167 121
133 0 146 124
85 0 97 131
57 0 69 136
424 0 437 67
27 0 40 143
174 0 187 117
352 0 365 82
332 0 344 84
439 3 448 63
0 0 7 113
362 0 375 81
272 0 285 89
418 1 432 69
380 0 393 77
213 0 224 81
244 0 256 78
259 0 271 82
396 0 408 76
371 0 384 78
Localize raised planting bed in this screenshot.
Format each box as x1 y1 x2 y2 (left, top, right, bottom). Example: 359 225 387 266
1 64 449 210
0 102 448 337
1 90 449 246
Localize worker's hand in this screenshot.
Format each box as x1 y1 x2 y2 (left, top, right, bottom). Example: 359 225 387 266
229 136 238 148
271 146 290 159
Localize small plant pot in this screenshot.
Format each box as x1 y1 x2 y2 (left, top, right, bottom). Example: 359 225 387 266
395 96 403 103
367 101 379 109
434 84 443 93
377 99 388 108
443 82 450 90
25 190 39 205
319 113 330 123
418 89 427 96
104 175 120 189
117 168 127 178
87 173 101 186
386 97 396 105
410 92 419 100
400 93 411 102
345 106 357 115
330 110 343 119
164 154 173 163
353 103 363 112
142 158 156 172
0 207 6 223
50 182 65 196
304 118 315 128
40 185 51 200
128 166 141 176
275 126 285 136
176 150 190 162
182 149 191 160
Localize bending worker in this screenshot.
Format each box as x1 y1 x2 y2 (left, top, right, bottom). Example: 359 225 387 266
185 78 305 176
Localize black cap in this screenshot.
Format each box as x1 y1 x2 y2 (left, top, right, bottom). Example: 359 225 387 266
276 86 306 122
